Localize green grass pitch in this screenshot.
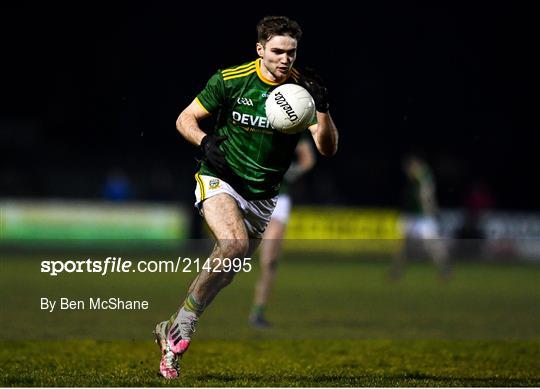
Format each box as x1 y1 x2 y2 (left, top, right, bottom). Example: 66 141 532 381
1 252 539 386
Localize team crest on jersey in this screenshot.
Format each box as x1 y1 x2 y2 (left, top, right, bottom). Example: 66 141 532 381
208 178 220 189
236 97 254 106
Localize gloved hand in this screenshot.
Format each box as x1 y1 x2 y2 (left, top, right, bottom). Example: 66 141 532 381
200 134 229 175
298 67 330 113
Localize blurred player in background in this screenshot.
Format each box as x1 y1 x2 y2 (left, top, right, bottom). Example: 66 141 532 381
154 16 339 379
249 138 315 328
390 153 451 281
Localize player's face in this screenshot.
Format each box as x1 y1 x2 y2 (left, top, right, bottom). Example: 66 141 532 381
257 35 297 82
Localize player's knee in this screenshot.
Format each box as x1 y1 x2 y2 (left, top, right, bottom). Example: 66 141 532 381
217 270 236 288
220 239 249 258
262 258 279 272
269 259 279 271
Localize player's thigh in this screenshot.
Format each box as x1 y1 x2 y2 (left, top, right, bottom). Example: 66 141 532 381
262 218 287 241
260 219 286 264
202 193 248 241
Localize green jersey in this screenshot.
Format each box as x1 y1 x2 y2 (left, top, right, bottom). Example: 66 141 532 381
404 164 436 215
196 58 316 200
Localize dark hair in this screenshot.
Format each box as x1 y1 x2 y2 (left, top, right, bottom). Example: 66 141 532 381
256 16 302 44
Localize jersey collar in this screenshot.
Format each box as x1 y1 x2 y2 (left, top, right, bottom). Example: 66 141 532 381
256 58 291 86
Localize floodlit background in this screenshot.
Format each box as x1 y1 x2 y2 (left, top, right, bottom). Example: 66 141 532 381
0 2 538 386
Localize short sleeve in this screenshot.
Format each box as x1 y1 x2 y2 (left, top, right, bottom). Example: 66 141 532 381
196 71 226 113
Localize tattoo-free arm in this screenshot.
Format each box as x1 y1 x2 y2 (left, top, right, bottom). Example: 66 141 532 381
308 112 339 157
175 99 212 146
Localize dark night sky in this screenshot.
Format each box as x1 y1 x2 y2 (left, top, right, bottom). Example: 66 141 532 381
1 3 538 209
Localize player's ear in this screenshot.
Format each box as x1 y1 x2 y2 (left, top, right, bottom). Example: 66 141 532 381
256 42 264 58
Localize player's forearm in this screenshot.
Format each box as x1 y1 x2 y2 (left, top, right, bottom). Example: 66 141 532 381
176 110 207 147
297 141 316 171
312 112 338 157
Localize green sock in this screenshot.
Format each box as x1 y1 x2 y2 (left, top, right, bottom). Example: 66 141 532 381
251 304 265 318
167 294 205 327
183 293 205 316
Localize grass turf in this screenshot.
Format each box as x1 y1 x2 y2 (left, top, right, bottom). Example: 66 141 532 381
1 339 538 386
0 253 539 386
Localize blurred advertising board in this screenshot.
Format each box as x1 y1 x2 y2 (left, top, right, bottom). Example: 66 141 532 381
283 207 403 254
1 200 188 245
1 201 538 259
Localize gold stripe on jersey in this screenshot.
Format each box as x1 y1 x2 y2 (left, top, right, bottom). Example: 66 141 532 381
290 68 300 82
223 68 256 81
221 64 256 78
194 97 209 113
222 61 257 75
195 172 206 200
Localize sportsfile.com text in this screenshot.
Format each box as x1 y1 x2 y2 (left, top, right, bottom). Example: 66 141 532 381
40 257 253 276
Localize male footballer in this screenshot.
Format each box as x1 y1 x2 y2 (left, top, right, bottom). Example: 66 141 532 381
390 153 451 281
249 137 316 328
154 15 339 379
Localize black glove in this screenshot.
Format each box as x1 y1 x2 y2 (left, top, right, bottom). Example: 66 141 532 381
200 134 229 175
298 67 330 113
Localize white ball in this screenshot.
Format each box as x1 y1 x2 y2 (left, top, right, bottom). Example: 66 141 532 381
265 84 316 134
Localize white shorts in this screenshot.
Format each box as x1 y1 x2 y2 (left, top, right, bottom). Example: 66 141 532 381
271 194 292 224
194 174 277 238
404 216 440 239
